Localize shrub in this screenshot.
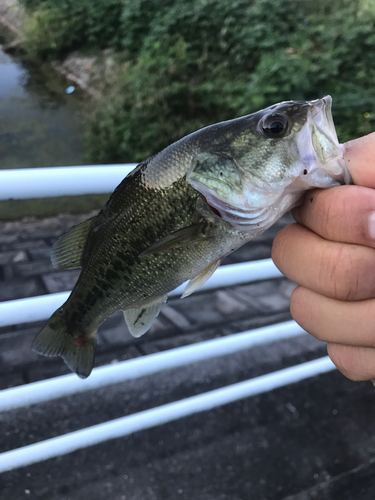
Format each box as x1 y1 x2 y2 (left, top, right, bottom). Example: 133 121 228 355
19 0 375 161
20 0 123 58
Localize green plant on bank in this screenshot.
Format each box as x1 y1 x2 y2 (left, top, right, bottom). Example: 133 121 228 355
19 0 375 163
20 0 124 58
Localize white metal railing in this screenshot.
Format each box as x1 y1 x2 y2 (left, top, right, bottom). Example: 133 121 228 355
0 321 305 412
0 165 335 473
0 259 282 327
0 357 335 473
0 165 136 200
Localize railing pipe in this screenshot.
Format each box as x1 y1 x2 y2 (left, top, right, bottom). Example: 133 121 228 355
0 165 136 200
0 320 305 412
0 260 283 328
0 357 336 473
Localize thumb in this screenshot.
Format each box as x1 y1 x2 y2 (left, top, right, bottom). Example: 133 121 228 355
344 132 375 188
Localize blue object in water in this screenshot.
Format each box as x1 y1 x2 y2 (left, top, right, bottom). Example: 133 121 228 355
66 86 75 94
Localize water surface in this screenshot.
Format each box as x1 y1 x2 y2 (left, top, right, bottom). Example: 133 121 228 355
0 41 85 170
0 40 111 220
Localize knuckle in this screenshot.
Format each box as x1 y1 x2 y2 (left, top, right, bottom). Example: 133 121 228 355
289 288 299 319
320 191 337 234
290 289 325 342
321 245 361 301
271 225 294 270
311 329 325 343
327 343 374 382
327 343 358 380
290 287 312 331
308 187 345 239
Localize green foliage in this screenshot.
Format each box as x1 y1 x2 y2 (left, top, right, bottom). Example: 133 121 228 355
20 0 123 57
86 35 219 162
20 0 375 161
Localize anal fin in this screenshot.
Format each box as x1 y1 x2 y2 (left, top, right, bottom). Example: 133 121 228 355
51 217 95 270
123 295 167 338
181 259 222 298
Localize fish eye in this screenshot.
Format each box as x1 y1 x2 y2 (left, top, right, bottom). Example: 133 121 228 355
260 113 289 138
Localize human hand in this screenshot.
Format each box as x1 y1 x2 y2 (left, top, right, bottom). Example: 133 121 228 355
272 132 375 381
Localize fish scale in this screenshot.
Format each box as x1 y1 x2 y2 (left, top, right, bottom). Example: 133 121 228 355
32 96 349 377
66 173 235 329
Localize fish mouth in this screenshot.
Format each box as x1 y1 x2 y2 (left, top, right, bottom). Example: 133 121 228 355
189 96 352 233
295 95 351 186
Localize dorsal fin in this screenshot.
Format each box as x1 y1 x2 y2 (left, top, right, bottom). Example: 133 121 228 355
51 217 95 270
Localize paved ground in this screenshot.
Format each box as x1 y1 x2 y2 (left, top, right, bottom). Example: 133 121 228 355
0 212 374 499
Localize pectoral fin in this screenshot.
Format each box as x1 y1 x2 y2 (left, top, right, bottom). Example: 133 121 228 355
51 217 95 270
181 259 222 298
123 295 168 338
139 223 205 259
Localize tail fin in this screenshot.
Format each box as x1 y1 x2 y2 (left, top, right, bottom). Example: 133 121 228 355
32 314 96 379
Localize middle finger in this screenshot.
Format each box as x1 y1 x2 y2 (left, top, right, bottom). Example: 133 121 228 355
272 223 375 301
292 185 375 249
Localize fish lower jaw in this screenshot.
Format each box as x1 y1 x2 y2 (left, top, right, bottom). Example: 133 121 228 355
302 155 350 188
209 193 300 234
194 182 295 233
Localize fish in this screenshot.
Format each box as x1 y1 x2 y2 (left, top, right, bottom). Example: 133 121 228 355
32 95 350 378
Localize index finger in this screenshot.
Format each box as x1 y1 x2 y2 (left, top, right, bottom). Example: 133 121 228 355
292 132 375 247
292 185 375 248
344 131 375 188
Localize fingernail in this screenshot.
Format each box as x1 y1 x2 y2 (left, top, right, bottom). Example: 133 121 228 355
369 212 375 239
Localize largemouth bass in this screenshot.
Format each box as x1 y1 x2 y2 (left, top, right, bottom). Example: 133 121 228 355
32 96 349 378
